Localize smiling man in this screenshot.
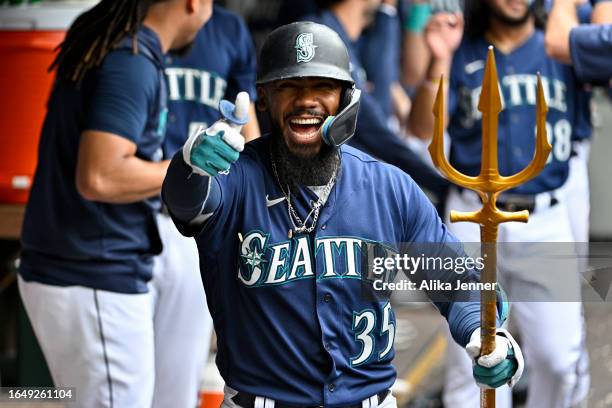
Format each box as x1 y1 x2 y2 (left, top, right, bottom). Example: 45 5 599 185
162 21 523 408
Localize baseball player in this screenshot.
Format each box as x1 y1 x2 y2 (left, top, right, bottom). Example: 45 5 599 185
546 0 612 279
162 21 524 407
17 1 211 407
150 7 260 406
546 0 612 82
307 0 452 202
409 0 592 406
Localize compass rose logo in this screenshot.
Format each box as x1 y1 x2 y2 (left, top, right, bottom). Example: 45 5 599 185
241 246 267 269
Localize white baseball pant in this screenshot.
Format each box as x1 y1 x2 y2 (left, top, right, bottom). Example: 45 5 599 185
220 386 398 408
18 213 212 408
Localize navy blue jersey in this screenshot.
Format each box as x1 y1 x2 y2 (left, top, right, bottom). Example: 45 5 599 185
448 31 591 194
164 5 256 156
19 26 167 294
163 136 481 406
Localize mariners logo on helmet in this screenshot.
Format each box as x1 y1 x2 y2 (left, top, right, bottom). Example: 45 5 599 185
295 33 317 63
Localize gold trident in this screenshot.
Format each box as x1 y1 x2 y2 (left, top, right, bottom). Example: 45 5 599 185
428 47 551 408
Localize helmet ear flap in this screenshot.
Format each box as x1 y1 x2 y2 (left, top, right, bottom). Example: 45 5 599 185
321 87 361 148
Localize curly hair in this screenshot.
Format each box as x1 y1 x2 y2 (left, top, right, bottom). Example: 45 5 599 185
50 0 167 84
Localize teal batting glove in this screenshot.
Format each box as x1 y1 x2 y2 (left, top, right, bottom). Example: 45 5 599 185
466 328 524 389
182 92 249 177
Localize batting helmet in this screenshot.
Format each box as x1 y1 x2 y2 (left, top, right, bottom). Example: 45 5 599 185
256 21 354 85
257 21 361 148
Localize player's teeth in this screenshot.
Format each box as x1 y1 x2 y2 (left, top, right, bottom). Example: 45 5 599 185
291 118 321 125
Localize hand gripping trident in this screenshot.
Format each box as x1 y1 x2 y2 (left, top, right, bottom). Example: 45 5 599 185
428 47 551 408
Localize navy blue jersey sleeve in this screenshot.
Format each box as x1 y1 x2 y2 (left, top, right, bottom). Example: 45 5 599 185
85 50 159 142
399 175 480 347
225 15 257 102
162 153 221 236
359 8 401 117
162 151 244 238
570 24 612 83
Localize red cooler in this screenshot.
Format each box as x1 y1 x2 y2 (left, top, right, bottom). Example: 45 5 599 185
0 2 94 203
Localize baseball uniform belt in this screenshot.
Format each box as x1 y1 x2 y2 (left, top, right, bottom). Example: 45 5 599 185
457 187 559 213
231 389 390 408
496 194 559 213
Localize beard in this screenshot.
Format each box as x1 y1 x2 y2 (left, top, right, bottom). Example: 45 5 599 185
488 2 531 27
270 122 340 190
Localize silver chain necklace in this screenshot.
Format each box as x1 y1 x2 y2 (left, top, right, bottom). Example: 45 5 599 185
270 147 338 238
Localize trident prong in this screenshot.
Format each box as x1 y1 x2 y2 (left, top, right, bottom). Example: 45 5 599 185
428 47 551 408
430 47 551 199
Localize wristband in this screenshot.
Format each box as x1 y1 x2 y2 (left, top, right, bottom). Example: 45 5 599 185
404 3 432 33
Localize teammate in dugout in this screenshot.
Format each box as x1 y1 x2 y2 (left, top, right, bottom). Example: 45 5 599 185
409 0 592 406
546 0 612 83
163 22 524 407
17 1 211 407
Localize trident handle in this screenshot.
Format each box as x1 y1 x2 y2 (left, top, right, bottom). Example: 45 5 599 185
428 47 551 408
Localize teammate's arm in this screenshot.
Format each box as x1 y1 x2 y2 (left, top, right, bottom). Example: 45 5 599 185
242 103 261 142
77 50 169 203
545 0 584 64
76 132 169 203
546 0 612 69
592 0 612 23
401 0 433 87
408 12 463 140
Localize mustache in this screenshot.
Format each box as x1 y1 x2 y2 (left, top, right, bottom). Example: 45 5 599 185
284 109 327 121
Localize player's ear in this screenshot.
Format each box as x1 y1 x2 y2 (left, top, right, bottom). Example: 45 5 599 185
185 0 208 14
185 0 196 13
256 86 267 112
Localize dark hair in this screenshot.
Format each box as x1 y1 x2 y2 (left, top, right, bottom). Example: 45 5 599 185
50 0 166 84
464 0 547 39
